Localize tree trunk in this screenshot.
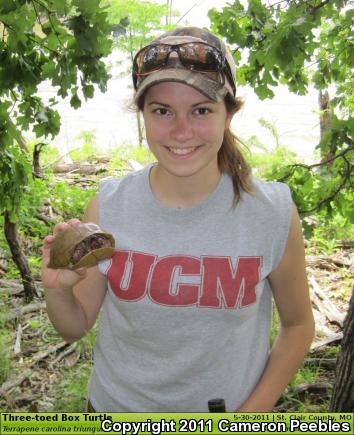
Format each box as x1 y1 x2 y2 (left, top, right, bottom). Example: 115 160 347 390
3 211 38 303
32 142 45 179
318 90 334 166
319 90 331 138
166 0 173 25
329 287 354 412
136 111 144 147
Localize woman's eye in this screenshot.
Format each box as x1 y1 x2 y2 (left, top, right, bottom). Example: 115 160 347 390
195 107 210 115
153 108 169 115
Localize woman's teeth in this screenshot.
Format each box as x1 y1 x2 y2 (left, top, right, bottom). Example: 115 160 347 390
168 147 197 155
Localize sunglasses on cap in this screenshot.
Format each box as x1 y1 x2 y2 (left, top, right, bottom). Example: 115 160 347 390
132 42 236 95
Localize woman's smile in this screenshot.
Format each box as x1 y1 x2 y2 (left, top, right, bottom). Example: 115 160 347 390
165 145 202 157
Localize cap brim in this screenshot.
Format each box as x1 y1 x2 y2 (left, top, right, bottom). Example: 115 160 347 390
134 68 227 105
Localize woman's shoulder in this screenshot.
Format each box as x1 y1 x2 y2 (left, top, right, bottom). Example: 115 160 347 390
100 165 150 192
249 176 292 205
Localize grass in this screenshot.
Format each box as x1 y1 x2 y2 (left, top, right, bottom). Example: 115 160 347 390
53 327 97 412
0 331 12 385
54 362 92 412
270 300 339 413
0 302 13 385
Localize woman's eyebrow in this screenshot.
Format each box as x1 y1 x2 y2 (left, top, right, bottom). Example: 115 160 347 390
147 100 214 107
192 100 214 107
147 101 170 107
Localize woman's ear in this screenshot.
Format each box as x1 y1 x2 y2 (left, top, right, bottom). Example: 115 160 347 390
225 110 235 131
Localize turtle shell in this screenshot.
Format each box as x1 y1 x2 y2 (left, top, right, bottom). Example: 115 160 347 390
47 223 115 270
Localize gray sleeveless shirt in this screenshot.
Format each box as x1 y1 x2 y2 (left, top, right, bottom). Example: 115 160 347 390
88 164 293 412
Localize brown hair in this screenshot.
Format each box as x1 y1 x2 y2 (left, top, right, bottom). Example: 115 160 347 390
136 93 253 207
219 95 253 206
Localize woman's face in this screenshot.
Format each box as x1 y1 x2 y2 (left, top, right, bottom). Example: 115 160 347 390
142 82 234 182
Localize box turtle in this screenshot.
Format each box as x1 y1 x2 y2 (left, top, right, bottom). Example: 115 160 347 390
47 223 115 270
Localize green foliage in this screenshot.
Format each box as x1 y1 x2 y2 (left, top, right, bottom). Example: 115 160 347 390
0 0 113 218
53 363 90 411
0 142 31 220
50 179 97 220
33 143 61 167
0 141 158 282
209 1 354 223
290 364 321 390
245 117 299 178
309 210 354 254
19 177 51 237
110 143 155 165
103 0 172 145
0 1 112 288
0 331 11 384
275 148 354 220
70 130 98 161
0 150 97 280
54 328 97 412
0 311 12 384
209 0 352 101
105 0 170 55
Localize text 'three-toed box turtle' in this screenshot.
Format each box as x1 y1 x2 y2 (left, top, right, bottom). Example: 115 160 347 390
47 223 115 270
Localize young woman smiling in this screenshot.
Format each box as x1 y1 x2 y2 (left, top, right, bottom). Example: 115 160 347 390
42 26 314 412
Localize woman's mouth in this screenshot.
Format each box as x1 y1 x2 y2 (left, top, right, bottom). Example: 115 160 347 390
166 146 200 157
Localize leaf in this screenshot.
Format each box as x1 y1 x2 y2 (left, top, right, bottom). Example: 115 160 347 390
0 0 18 14
255 83 274 100
82 84 94 100
70 92 82 109
73 0 101 15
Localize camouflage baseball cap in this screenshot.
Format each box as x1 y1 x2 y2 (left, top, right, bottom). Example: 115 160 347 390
133 27 237 105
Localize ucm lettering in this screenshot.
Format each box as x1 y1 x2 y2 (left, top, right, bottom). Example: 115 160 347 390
107 250 262 309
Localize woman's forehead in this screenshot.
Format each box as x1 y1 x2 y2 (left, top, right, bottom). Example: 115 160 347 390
145 81 215 103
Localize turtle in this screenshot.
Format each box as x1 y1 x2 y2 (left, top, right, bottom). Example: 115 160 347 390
47 223 115 270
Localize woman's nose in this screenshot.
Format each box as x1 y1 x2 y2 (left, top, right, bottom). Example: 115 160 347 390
170 115 194 142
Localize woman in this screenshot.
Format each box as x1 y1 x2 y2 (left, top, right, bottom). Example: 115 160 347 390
42 27 314 412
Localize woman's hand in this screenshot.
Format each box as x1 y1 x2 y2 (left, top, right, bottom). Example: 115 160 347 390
42 196 106 342
41 219 87 292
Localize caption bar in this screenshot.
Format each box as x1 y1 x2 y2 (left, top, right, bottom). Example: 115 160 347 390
0 412 352 434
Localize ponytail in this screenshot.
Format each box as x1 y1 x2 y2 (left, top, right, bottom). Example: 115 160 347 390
218 95 253 206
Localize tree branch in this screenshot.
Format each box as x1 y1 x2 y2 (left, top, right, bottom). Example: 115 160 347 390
32 0 53 15
299 155 353 214
33 0 66 49
30 0 42 25
310 0 331 14
277 146 354 214
278 146 353 177
0 19 15 33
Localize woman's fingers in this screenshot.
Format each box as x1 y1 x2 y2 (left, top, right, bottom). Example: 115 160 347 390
42 235 54 265
67 218 81 226
52 219 81 236
52 222 70 236
75 267 87 277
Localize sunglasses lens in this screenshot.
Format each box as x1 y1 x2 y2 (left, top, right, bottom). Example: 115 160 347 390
134 43 225 75
179 43 224 72
134 45 170 75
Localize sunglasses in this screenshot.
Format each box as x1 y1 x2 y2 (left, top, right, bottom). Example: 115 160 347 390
132 42 235 94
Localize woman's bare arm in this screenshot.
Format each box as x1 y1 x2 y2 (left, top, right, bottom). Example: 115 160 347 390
237 205 315 411
43 195 108 342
